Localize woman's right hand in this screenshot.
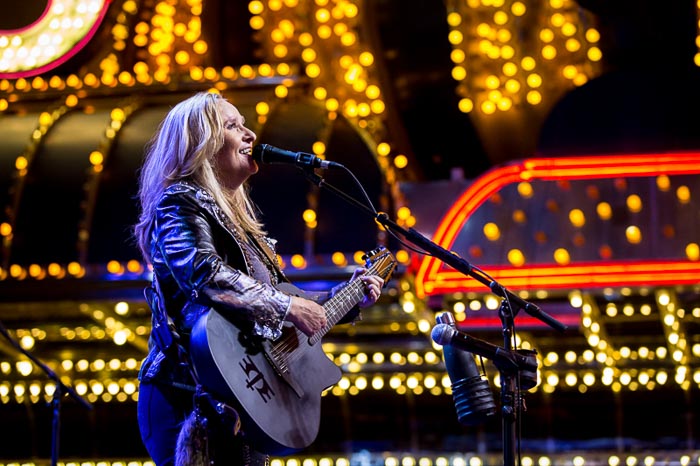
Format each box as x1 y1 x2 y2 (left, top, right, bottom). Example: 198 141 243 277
286 296 327 336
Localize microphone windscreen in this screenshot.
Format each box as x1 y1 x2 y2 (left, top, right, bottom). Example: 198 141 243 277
252 144 267 162
431 323 453 346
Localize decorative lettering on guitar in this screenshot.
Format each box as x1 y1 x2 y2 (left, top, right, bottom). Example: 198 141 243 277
189 246 397 455
239 355 276 403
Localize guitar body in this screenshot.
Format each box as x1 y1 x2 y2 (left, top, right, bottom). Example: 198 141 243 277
188 246 397 456
190 304 342 456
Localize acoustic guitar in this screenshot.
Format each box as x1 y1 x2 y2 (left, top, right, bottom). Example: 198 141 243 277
189 246 397 455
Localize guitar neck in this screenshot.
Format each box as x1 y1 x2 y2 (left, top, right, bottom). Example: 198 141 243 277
306 248 396 345
308 279 364 345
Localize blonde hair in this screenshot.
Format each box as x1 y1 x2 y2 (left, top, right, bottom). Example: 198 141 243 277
134 91 264 263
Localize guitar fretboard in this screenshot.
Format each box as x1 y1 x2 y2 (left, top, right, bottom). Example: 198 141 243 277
308 257 390 345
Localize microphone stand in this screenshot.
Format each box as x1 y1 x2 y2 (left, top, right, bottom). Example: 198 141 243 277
436 310 539 466
300 167 567 466
300 169 567 333
494 301 539 466
0 319 92 466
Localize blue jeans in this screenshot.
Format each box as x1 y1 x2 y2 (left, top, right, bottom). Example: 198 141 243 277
137 380 193 466
138 380 268 466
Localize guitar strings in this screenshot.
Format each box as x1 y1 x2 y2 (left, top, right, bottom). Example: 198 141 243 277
268 252 393 368
266 257 388 369
268 280 366 366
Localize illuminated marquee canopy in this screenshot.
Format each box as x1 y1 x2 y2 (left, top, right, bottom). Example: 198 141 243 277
0 0 112 78
414 153 700 297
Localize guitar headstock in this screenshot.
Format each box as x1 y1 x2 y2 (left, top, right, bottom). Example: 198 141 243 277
362 246 398 283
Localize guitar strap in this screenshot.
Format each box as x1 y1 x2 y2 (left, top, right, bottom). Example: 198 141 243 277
247 233 290 284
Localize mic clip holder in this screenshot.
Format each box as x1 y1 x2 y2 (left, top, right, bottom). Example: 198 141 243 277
295 152 325 168
501 348 538 390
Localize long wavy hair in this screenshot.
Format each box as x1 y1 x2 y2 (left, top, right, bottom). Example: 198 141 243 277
134 91 264 263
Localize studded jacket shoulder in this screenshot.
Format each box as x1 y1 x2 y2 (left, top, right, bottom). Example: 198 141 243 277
140 181 292 384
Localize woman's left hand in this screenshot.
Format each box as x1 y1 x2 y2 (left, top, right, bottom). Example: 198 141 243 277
351 267 384 308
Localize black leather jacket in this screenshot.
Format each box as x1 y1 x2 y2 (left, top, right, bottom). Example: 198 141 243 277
140 181 309 385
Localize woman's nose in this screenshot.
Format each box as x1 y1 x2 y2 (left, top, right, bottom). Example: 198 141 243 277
244 127 256 141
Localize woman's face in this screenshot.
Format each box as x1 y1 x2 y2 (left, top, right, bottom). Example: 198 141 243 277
214 99 258 189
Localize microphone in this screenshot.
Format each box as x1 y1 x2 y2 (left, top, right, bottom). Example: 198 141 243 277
252 144 342 169
432 323 505 361
432 319 496 426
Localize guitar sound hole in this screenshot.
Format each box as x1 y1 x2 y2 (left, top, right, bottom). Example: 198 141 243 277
238 330 265 354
